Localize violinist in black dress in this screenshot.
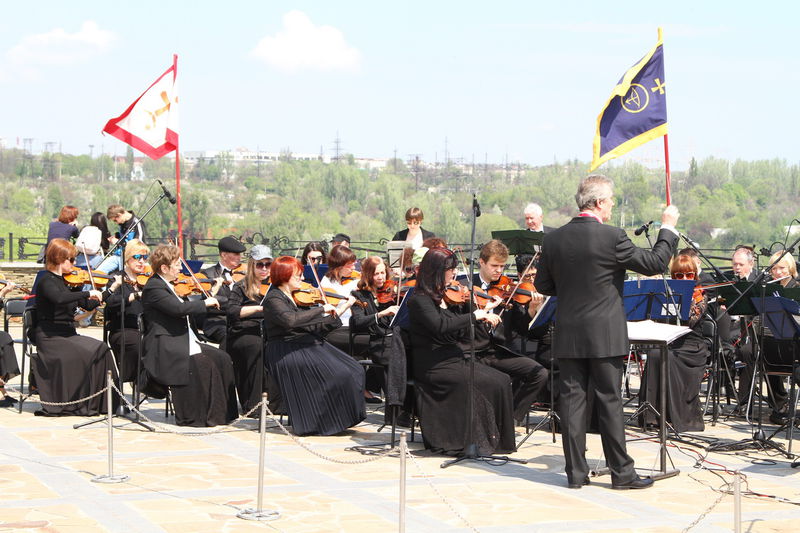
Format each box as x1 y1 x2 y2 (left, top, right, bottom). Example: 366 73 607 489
104 239 149 383
639 255 709 433
407 247 516 455
32 238 117 416
262 256 365 436
226 244 273 414
141 245 238 427
350 256 408 411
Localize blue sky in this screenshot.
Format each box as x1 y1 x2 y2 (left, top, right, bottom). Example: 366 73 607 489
1 1 797 170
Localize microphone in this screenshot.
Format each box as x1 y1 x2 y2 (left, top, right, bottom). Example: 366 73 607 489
681 233 700 248
157 179 177 205
472 194 481 217
634 220 654 236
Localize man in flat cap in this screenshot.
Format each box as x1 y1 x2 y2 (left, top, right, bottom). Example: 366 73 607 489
200 236 246 348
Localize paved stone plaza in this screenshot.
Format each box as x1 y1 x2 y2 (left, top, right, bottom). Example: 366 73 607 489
1 324 799 532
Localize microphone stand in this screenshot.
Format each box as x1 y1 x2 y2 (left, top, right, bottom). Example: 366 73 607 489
73 191 170 431
679 233 739 423
442 194 527 468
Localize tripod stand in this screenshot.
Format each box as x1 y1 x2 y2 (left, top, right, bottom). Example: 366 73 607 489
441 194 527 469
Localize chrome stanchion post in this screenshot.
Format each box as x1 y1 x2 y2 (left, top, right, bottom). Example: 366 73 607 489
399 432 407 533
92 371 129 484
734 472 741 533
237 394 280 522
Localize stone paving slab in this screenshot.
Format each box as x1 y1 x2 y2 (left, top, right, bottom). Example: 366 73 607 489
1 324 800 532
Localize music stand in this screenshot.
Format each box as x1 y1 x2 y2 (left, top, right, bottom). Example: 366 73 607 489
302 265 328 287
491 229 543 256
386 241 411 270
751 296 800 455
516 296 558 449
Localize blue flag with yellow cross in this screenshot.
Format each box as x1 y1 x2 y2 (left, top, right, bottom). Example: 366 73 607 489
590 31 667 171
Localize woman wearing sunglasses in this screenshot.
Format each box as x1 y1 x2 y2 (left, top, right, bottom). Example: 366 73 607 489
639 254 709 433
226 245 276 415
32 238 120 416
104 239 150 384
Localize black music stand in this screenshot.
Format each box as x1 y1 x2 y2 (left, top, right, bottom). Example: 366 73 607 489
751 296 800 455
516 296 558 449
491 229 543 256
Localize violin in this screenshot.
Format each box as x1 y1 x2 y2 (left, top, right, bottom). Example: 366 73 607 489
487 276 538 306
443 281 470 305
292 282 366 308
375 279 398 305
341 271 361 285
258 280 271 297
231 264 246 283
63 269 114 288
0 276 31 295
171 272 213 297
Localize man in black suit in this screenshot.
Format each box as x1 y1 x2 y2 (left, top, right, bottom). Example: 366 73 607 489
535 174 679 490
200 236 247 347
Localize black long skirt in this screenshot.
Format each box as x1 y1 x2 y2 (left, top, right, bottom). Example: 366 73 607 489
227 331 267 414
414 355 516 455
640 333 708 433
33 329 115 416
108 328 140 383
266 339 365 436
0 331 19 381
169 344 239 427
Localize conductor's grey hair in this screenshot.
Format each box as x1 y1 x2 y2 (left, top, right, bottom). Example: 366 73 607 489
575 175 614 211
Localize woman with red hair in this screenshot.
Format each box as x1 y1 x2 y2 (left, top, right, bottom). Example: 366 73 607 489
639 254 709 432
262 256 365 436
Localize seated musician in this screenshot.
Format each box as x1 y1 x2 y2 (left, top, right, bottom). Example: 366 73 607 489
200 236 246 348
350 256 408 410
141 245 238 427
639 254 709 433
391 207 435 250
226 244 275 414
451 240 548 425
300 241 327 266
407 247 515 455
33 238 118 416
104 239 150 384
319 244 362 353
0 280 20 407
262 256 365 436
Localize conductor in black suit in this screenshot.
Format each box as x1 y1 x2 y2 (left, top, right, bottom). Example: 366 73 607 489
534 174 680 490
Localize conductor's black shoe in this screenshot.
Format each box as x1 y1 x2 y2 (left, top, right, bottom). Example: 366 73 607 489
612 476 654 490
567 478 590 489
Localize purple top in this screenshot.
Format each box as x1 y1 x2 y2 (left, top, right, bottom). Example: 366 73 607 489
46 221 79 244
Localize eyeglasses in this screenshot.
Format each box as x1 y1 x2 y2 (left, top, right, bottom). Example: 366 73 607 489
131 254 149 261
67 256 77 263
255 261 271 269
672 272 696 280
307 256 322 263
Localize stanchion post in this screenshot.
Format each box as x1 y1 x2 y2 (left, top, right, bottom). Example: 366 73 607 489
734 472 741 533
399 432 407 533
237 394 280 522
92 371 129 484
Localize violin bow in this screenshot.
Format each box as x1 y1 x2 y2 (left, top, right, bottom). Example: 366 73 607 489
395 247 408 307
82 249 98 289
308 263 330 306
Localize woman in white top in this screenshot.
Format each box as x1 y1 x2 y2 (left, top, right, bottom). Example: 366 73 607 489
391 207 436 250
319 245 362 354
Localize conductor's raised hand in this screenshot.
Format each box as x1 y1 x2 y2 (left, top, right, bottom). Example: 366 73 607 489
662 204 680 227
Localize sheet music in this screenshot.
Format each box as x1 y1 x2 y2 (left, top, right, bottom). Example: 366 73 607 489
528 295 554 330
627 320 692 344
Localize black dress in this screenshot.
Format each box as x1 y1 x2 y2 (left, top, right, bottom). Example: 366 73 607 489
350 288 407 407
141 275 238 427
407 292 515 455
262 288 365 436
226 281 268 413
103 272 143 383
32 270 115 416
640 289 709 433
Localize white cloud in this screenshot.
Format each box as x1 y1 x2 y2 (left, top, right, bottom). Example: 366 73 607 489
251 11 361 72
6 20 116 67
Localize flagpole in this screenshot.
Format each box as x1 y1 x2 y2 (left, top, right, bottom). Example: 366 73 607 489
663 133 671 206
173 54 184 256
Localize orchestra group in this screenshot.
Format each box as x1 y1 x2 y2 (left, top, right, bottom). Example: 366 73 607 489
2 174 800 491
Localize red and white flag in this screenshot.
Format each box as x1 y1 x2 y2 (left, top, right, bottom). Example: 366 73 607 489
102 55 178 159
